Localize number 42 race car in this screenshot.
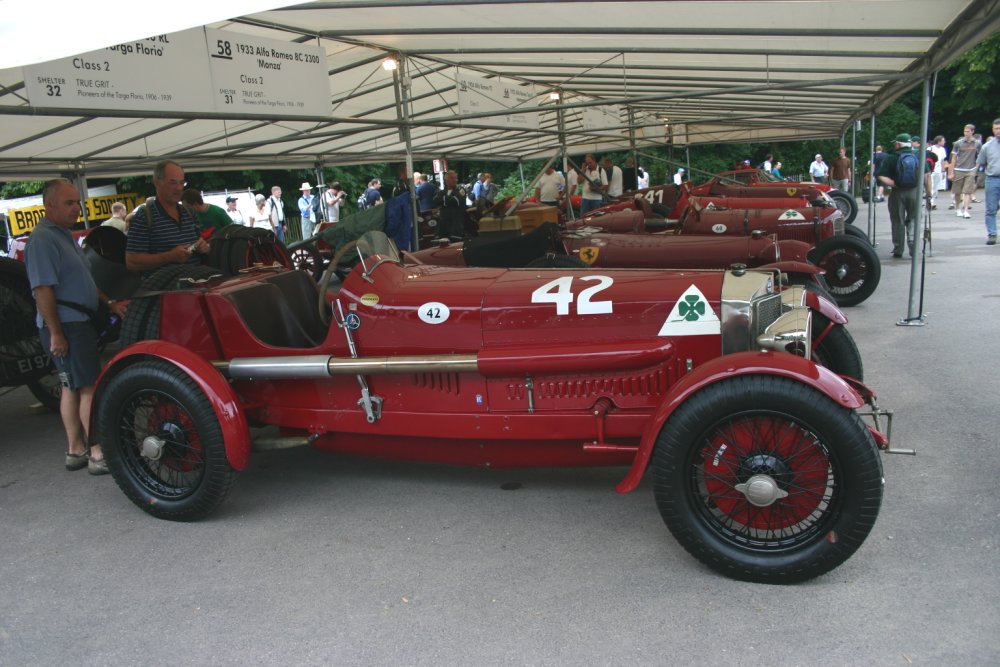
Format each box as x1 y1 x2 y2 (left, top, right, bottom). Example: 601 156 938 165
93 232 900 583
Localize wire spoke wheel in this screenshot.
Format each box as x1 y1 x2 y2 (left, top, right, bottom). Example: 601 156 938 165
117 389 207 499
652 375 882 583
689 413 837 551
96 359 236 520
808 235 881 307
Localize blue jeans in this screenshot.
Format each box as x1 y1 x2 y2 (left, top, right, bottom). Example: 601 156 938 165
580 198 603 216
274 223 285 243
985 175 999 237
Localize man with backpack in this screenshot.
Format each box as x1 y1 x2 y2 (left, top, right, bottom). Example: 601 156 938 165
877 133 930 259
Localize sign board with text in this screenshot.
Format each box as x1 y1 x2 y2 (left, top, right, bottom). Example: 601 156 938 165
24 28 329 118
204 29 329 117
24 30 213 113
581 105 622 133
456 71 540 130
6 193 143 236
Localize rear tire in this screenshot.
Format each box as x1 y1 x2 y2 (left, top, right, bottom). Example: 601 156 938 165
652 375 883 583
120 265 223 346
27 373 61 410
289 242 323 281
808 235 880 307
95 359 236 521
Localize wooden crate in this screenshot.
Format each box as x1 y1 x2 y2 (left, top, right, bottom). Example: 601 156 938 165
515 205 559 232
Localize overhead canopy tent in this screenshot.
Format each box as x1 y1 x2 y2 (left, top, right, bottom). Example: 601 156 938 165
0 0 998 179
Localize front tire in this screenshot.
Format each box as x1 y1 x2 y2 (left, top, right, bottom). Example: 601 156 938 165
95 359 236 521
811 313 864 380
828 190 858 224
808 235 881 307
652 375 883 583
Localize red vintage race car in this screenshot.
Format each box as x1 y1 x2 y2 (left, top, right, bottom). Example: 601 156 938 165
589 187 880 307
695 168 858 224
406 223 862 380
92 231 896 583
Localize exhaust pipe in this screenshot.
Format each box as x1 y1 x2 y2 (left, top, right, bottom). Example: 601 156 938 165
216 354 479 379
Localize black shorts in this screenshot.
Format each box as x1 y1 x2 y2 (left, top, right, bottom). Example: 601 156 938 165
39 322 100 390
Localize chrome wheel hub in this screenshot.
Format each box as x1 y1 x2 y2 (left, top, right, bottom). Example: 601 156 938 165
735 474 790 507
140 435 165 461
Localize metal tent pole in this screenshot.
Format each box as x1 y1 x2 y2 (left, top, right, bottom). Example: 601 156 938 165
867 112 877 245
393 54 420 251
898 77 932 327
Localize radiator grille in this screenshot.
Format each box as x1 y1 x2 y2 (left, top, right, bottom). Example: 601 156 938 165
752 293 784 339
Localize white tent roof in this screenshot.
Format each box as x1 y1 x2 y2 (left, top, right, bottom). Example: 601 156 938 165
1 1 998 179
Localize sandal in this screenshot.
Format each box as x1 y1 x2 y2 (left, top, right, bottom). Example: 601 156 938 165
65 450 89 471
88 456 109 476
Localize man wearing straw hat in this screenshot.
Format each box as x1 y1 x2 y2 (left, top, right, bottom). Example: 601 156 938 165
298 182 316 240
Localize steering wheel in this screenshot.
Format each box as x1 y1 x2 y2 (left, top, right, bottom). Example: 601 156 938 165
317 240 358 325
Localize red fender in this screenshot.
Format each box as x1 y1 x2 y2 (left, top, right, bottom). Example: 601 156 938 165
94 341 251 471
805 289 848 325
615 351 865 493
757 260 823 277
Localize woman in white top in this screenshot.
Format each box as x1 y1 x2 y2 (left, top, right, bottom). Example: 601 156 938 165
248 194 270 230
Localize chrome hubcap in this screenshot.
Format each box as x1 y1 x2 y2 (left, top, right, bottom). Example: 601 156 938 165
140 435 165 461
734 474 790 507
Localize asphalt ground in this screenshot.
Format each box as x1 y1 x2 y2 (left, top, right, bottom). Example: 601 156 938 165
1 198 998 665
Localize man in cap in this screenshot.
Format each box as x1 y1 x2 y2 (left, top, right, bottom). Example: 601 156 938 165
298 182 316 240
876 133 930 258
225 196 244 225
673 167 686 186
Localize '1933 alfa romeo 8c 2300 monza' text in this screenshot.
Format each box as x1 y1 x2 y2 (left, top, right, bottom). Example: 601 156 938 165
92 232 900 583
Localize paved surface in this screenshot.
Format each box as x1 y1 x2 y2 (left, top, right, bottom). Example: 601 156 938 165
1 201 998 665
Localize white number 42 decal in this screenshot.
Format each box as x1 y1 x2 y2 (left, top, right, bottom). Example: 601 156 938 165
531 275 614 315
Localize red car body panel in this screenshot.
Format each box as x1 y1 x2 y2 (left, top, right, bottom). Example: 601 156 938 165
117 260 798 482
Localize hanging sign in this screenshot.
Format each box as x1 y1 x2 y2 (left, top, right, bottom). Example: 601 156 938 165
24 29 214 113
581 105 621 132
24 28 329 118
204 28 329 117
456 70 540 130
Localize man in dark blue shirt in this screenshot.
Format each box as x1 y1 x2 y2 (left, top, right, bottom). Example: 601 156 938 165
125 160 209 275
415 173 438 212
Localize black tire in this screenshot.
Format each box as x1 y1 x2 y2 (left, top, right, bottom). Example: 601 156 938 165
120 265 223 346
289 242 323 281
27 372 62 410
524 255 589 269
807 235 881 308
95 359 236 521
811 313 864 380
828 190 858 224
842 223 871 245
652 375 883 583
